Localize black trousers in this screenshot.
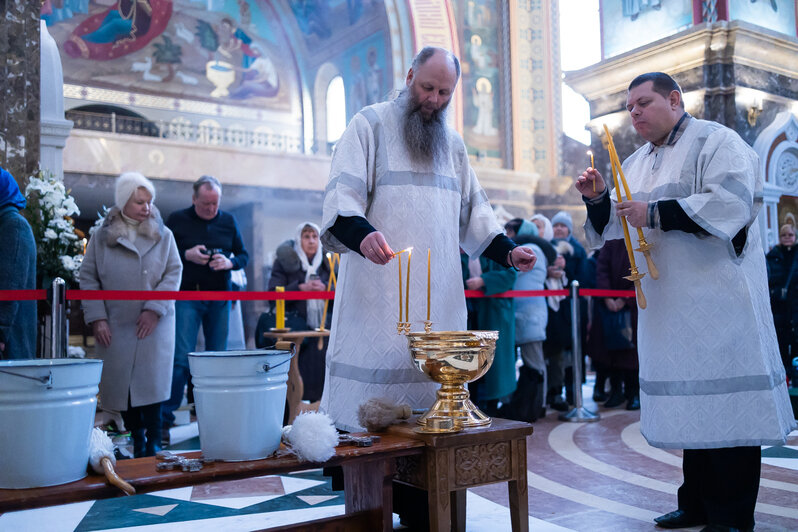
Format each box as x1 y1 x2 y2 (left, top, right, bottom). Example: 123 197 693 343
678 446 761 529
121 401 162 439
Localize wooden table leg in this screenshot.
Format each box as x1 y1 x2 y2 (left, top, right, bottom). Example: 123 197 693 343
451 489 466 531
508 438 529 532
343 459 395 532
286 340 305 424
426 449 452 532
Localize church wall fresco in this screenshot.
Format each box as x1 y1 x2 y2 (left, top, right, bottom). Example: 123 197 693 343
601 0 693 58
42 0 298 115
728 0 797 37
338 34 389 120
453 0 503 163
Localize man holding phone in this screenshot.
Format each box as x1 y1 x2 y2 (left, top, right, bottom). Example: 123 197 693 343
162 175 249 438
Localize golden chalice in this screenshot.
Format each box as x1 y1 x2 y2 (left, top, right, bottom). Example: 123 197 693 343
406 330 498 428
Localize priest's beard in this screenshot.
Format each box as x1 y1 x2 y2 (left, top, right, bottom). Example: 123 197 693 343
400 89 450 164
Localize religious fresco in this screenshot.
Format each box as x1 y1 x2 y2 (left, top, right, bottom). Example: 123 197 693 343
729 0 797 37
288 0 383 50
338 34 389 120
601 0 693 58
41 0 296 111
454 0 502 160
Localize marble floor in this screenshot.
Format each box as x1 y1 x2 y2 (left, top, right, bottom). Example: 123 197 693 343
2 380 796 532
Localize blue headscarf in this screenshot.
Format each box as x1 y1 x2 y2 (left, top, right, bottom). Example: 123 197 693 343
0 167 26 210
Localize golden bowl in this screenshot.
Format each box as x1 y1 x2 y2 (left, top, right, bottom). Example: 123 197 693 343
407 330 498 427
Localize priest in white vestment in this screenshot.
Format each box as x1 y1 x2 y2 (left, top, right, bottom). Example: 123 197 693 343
319 47 536 432
577 72 795 532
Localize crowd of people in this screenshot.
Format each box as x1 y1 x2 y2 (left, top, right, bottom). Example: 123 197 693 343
1 47 796 532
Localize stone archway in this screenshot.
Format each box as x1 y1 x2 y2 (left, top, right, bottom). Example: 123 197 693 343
753 111 798 249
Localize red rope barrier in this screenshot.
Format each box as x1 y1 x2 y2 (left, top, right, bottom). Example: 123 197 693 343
0 288 633 301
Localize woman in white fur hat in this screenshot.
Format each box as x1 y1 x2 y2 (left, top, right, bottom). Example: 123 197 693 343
81 172 182 457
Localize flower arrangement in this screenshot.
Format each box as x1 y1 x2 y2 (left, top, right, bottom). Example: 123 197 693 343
23 171 83 287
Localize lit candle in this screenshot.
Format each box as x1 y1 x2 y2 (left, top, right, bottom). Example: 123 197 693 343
426 248 431 322
81 238 88 255
398 253 403 323
320 253 334 330
275 286 285 329
588 149 594 169
405 248 412 323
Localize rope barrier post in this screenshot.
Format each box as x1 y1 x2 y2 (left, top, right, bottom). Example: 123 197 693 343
558 280 600 423
48 278 67 359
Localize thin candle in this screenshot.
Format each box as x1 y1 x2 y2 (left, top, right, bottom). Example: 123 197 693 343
604 125 647 244
319 253 334 330
426 248 431 322
398 253 403 324
405 248 412 323
608 146 636 269
588 150 595 192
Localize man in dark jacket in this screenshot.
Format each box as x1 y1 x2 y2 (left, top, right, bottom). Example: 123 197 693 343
162 175 248 431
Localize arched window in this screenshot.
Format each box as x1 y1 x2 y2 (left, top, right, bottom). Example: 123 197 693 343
326 76 346 144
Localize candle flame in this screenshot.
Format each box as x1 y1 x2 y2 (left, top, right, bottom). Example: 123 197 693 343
586 150 593 156
391 247 413 258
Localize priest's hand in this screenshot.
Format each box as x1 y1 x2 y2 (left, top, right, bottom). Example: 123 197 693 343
136 310 160 339
92 319 112 347
616 200 648 228
510 246 537 271
576 168 606 199
360 231 394 265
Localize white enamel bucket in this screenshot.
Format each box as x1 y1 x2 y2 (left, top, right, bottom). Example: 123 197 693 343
188 345 294 461
0 358 103 488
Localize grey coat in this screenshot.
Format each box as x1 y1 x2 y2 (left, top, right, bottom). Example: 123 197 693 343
80 206 182 410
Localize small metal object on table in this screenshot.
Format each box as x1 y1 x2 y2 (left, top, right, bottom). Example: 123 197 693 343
262 329 329 423
388 417 533 532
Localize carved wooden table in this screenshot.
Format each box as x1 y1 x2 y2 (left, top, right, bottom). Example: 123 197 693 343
0 433 424 532
262 329 329 423
388 417 533 532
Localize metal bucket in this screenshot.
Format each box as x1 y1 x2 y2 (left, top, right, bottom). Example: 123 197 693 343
0 359 103 488
188 344 294 461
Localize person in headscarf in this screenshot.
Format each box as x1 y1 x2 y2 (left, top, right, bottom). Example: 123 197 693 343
267 222 332 402
766 220 797 385
0 167 37 359
80 172 182 457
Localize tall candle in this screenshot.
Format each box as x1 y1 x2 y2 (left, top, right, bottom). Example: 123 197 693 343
320 253 334 330
608 149 636 268
275 286 285 329
398 253 403 323
588 149 595 192
604 125 648 245
405 249 412 323
426 248 431 322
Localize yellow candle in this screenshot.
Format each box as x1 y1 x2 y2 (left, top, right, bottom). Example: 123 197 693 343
426 248 431 322
405 249 412 323
398 253 403 323
320 253 334 330
604 125 648 245
588 149 595 192
275 286 285 329
608 148 636 269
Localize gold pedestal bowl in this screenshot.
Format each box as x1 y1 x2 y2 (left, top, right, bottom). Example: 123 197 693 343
407 330 498 428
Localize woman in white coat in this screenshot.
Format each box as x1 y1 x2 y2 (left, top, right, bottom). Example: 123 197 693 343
81 172 182 457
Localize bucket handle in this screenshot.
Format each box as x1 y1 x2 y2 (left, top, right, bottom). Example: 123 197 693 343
0 369 53 389
261 359 291 373
259 341 296 373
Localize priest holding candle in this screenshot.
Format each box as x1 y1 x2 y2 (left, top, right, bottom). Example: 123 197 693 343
575 72 794 532
319 46 536 433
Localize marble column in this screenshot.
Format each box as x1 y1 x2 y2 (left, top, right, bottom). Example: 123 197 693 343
0 1 41 186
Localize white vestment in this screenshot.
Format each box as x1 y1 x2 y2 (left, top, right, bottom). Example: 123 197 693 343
320 100 502 431
585 118 796 449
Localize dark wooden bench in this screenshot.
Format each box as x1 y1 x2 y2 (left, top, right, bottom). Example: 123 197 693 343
0 433 424 532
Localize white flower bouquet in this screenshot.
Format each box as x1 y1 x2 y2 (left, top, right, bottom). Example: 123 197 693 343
24 171 83 287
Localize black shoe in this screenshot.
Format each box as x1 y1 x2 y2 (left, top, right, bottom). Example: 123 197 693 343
592 389 608 402
549 396 569 412
161 426 171 447
654 509 705 529
700 526 752 532
604 390 625 408
626 396 640 410
145 439 162 457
